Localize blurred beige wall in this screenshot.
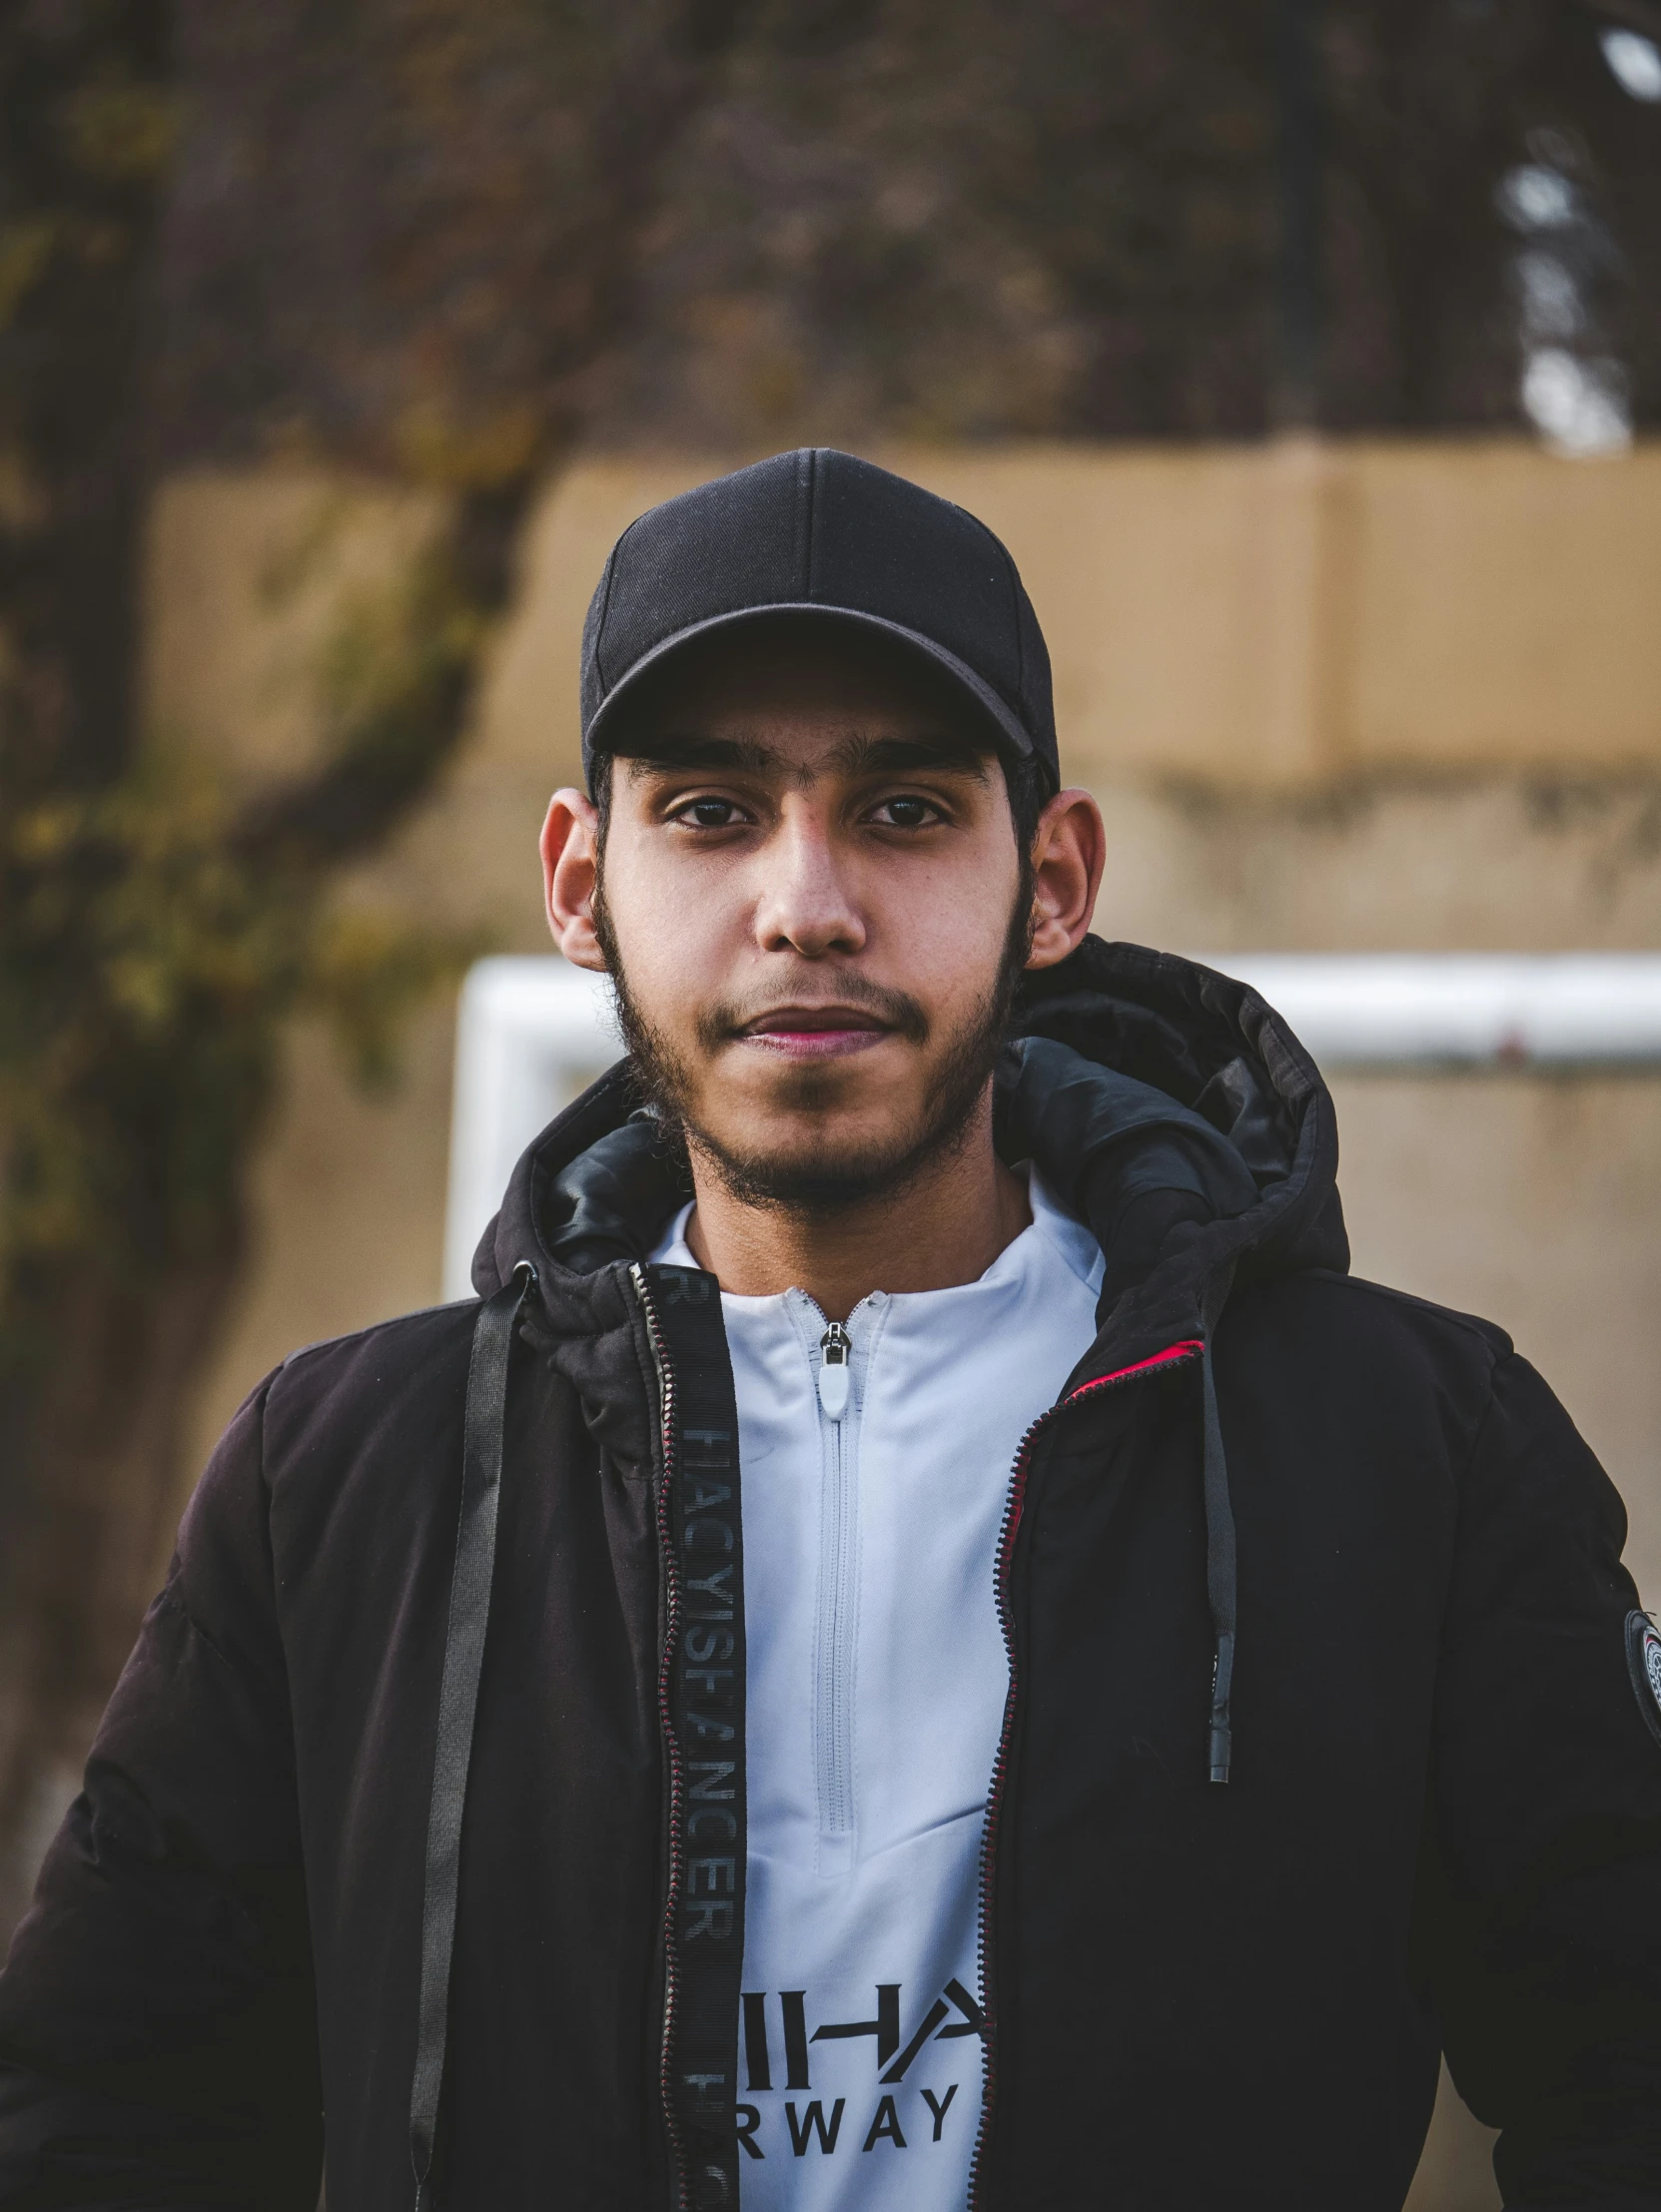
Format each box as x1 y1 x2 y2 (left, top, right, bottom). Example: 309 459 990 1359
146 442 1661 2212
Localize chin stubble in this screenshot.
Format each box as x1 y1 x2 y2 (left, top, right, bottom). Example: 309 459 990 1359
591 868 1035 1218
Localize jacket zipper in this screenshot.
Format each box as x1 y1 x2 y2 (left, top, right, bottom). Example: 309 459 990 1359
965 1337 1203 2210
629 1263 689 2211
815 1320 857 1865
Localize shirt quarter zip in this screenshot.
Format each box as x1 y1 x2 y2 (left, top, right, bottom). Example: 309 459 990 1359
794 1292 887 1878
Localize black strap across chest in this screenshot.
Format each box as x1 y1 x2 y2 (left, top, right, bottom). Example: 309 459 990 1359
409 1263 534 2211
406 1259 748 2211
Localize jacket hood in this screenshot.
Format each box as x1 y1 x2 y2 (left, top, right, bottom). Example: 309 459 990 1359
472 936 1347 1370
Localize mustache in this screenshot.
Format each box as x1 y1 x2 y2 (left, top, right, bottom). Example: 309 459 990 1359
693 972 930 1053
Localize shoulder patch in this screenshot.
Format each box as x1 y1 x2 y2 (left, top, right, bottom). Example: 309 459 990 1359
1625 1611 1661 1749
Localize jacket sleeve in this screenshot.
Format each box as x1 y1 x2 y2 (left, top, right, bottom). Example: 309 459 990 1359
0 1375 323 2211
1430 1349 1661 2209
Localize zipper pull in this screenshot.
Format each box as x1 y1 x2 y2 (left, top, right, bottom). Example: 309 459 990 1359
818 1322 852 1419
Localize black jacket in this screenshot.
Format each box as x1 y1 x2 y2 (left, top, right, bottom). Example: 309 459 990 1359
3 938 1660 2212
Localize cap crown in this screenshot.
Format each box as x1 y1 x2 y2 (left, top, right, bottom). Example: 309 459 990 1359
579 448 1057 782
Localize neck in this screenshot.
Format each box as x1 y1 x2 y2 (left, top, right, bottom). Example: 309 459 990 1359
680 1093 1032 1319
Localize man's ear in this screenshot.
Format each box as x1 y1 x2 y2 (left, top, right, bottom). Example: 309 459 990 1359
540 788 608 971
1026 788 1107 971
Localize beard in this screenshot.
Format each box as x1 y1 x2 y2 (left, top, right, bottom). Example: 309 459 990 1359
591 871 1034 1217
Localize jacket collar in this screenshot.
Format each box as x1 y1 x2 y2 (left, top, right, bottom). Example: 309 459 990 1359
471 935 1348 1382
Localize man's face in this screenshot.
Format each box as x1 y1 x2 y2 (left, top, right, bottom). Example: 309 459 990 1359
587 632 1031 1209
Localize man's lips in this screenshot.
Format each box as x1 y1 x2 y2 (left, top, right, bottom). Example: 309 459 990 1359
734 1008 895 1059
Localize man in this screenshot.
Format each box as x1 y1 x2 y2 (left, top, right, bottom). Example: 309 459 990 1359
1 448 1660 2212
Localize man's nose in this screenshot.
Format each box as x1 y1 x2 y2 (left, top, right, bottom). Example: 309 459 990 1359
752 804 866 959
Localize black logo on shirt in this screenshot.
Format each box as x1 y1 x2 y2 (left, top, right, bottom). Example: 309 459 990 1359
734 1980 984 2160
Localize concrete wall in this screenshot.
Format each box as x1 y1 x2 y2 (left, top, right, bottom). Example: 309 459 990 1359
145 443 1661 2212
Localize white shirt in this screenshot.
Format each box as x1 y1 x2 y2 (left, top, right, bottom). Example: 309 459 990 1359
650 1168 1103 2210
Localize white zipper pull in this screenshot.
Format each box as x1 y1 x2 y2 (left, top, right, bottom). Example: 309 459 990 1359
818 1321 852 1419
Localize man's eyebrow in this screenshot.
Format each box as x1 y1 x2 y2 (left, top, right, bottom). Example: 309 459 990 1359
620 736 780 777
825 732 993 781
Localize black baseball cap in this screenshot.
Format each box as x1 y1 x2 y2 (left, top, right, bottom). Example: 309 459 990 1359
578 447 1059 792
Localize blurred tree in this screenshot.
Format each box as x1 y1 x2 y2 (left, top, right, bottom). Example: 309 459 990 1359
485 0 1661 448
1317 0 1661 432
148 0 1661 466
0 0 748 1928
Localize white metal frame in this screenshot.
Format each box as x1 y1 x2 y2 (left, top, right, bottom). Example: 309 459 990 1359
443 959 620 1298
442 953 1661 1299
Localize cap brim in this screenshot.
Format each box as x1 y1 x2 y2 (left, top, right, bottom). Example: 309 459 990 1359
583 602 1038 781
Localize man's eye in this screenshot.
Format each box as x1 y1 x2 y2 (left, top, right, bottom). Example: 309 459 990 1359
871 795 940 829
674 798 746 829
